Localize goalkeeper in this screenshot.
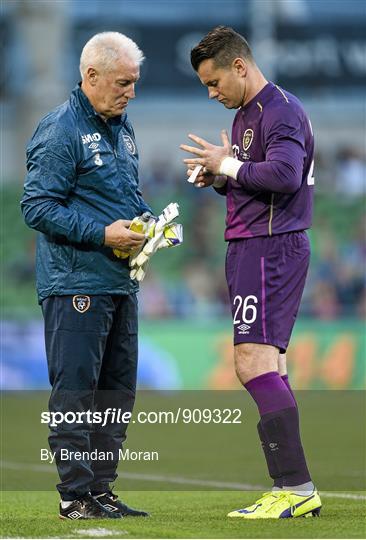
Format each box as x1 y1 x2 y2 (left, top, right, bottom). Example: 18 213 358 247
181 26 320 520
20 32 182 521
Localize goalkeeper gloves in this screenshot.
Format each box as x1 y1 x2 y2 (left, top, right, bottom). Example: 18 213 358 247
113 203 183 282
129 203 183 282
130 202 183 281
130 222 183 281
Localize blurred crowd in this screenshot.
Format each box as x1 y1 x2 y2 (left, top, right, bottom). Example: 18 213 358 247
4 145 365 321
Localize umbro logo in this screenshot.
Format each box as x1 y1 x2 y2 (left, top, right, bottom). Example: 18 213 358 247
103 504 117 512
88 142 100 152
67 510 82 519
237 323 251 334
269 442 279 451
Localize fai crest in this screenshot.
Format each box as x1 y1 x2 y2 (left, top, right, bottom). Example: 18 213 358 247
72 295 90 313
123 135 136 155
243 129 254 151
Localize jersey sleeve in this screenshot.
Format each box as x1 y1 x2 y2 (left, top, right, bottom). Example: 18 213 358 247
21 120 105 246
236 106 307 194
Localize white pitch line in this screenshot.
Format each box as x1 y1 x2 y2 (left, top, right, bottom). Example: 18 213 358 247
1 460 365 501
74 528 126 537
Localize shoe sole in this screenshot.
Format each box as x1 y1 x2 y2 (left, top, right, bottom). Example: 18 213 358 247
101 506 149 517
59 514 83 520
301 506 322 518
59 514 121 520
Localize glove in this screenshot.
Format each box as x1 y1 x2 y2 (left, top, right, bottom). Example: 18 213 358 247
129 203 183 282
156 222 183 250
129 222 183 281
130 202 180 265
113 212 156 260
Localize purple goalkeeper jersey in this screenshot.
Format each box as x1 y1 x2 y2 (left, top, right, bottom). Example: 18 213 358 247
220 82 314 240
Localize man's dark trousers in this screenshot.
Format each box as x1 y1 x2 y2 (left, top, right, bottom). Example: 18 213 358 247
42 294 138 501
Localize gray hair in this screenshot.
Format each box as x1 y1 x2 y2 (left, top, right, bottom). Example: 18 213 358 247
79 32 145 78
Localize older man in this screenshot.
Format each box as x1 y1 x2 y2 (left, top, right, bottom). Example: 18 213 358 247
21 32 150 520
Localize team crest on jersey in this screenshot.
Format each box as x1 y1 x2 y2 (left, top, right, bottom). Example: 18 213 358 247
123 135 136 155
243 129 254 151
72 295 90 313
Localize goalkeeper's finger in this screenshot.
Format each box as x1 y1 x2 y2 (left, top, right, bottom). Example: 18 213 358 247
130 259 149 281
130 232 163 267
133 251 150 267
135 265 147 281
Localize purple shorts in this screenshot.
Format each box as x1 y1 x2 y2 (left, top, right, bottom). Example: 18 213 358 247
225 231 310 353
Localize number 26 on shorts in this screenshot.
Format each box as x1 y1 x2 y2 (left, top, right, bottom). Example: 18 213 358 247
233 294 258 325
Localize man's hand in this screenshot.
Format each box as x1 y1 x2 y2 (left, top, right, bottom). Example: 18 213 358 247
104 219 145 251
186 165 228 190
180 130 232 175
112 213 156 260
186 166 216 188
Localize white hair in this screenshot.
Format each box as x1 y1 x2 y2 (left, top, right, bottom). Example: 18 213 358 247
79 32 145 78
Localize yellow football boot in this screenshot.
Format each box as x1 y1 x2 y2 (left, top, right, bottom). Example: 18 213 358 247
228 492 281 518
228 490 322 519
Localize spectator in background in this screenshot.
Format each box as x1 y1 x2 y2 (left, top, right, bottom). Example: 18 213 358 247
335 147 366 198
311 280 340 320
141 157 175 199
336 215 366 316
312 150 333 193
139 270 172 317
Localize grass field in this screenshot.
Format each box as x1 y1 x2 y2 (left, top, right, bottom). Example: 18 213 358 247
1 490 365 538
1 392 365 538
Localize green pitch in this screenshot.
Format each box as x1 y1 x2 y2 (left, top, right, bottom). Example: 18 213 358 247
1 392 365 537
1 490 365 538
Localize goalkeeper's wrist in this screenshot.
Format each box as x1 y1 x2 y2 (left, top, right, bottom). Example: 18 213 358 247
219 157 243 179
213 175 228 188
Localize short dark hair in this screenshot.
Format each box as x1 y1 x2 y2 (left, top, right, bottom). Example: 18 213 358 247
190 26 253 71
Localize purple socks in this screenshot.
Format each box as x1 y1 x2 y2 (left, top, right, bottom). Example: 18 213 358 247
245 371 311 488
281 373 297 408
244 371 296 416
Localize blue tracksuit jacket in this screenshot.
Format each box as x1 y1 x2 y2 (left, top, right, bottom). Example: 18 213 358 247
21 85 152 303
